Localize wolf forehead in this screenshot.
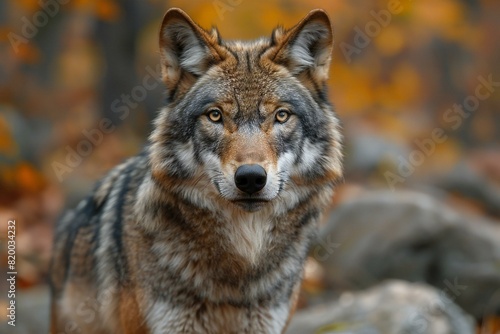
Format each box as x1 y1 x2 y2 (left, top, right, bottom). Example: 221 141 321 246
182 71 315 117
181 37 308 90
183 40 329 106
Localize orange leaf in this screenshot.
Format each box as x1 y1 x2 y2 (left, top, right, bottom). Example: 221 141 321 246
15 163 46 194
95 0 121 22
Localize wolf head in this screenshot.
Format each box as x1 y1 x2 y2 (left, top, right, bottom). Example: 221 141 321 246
149 8 342 213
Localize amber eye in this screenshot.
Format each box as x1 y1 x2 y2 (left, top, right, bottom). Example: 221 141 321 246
207 109 222 123
275 109 291 123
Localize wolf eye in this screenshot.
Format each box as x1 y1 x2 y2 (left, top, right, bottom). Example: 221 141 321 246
207 109 222 123
275 109 291 123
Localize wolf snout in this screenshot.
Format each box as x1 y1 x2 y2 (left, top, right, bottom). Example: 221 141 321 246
234 164 267 194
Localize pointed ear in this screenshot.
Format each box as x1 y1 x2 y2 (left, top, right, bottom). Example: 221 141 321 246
268 9 333 83
159 8 226 98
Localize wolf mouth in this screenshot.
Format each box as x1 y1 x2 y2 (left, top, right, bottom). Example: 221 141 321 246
232 198 269 211
233 198 269 204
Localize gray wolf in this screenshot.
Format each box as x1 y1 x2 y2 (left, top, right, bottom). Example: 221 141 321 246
50 7 342 334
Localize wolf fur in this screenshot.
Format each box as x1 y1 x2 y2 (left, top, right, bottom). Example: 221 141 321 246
50 8 342 334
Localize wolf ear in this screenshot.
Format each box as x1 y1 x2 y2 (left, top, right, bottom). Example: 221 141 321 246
268 9 333 83
159 8 226 97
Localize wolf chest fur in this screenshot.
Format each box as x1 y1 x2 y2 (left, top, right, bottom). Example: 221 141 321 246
50 7 342 334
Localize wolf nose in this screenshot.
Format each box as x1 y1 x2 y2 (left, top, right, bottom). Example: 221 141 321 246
234 164 267 195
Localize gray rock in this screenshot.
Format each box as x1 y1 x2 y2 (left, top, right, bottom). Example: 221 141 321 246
436 161 500 218
0 285 50 334
343 134 409 181
287 280 475 334
311 190 500 318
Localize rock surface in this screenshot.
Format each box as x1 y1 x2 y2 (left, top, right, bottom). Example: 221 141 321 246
287 280 475 334
311 190 500 319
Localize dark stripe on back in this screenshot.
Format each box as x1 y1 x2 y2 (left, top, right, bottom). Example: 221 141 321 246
111 159 137 282
61 196 99 283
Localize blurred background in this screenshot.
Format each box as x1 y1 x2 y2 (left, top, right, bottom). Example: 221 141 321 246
0 0 499 333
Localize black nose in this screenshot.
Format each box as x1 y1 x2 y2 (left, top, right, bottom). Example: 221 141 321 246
234 164 267 195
